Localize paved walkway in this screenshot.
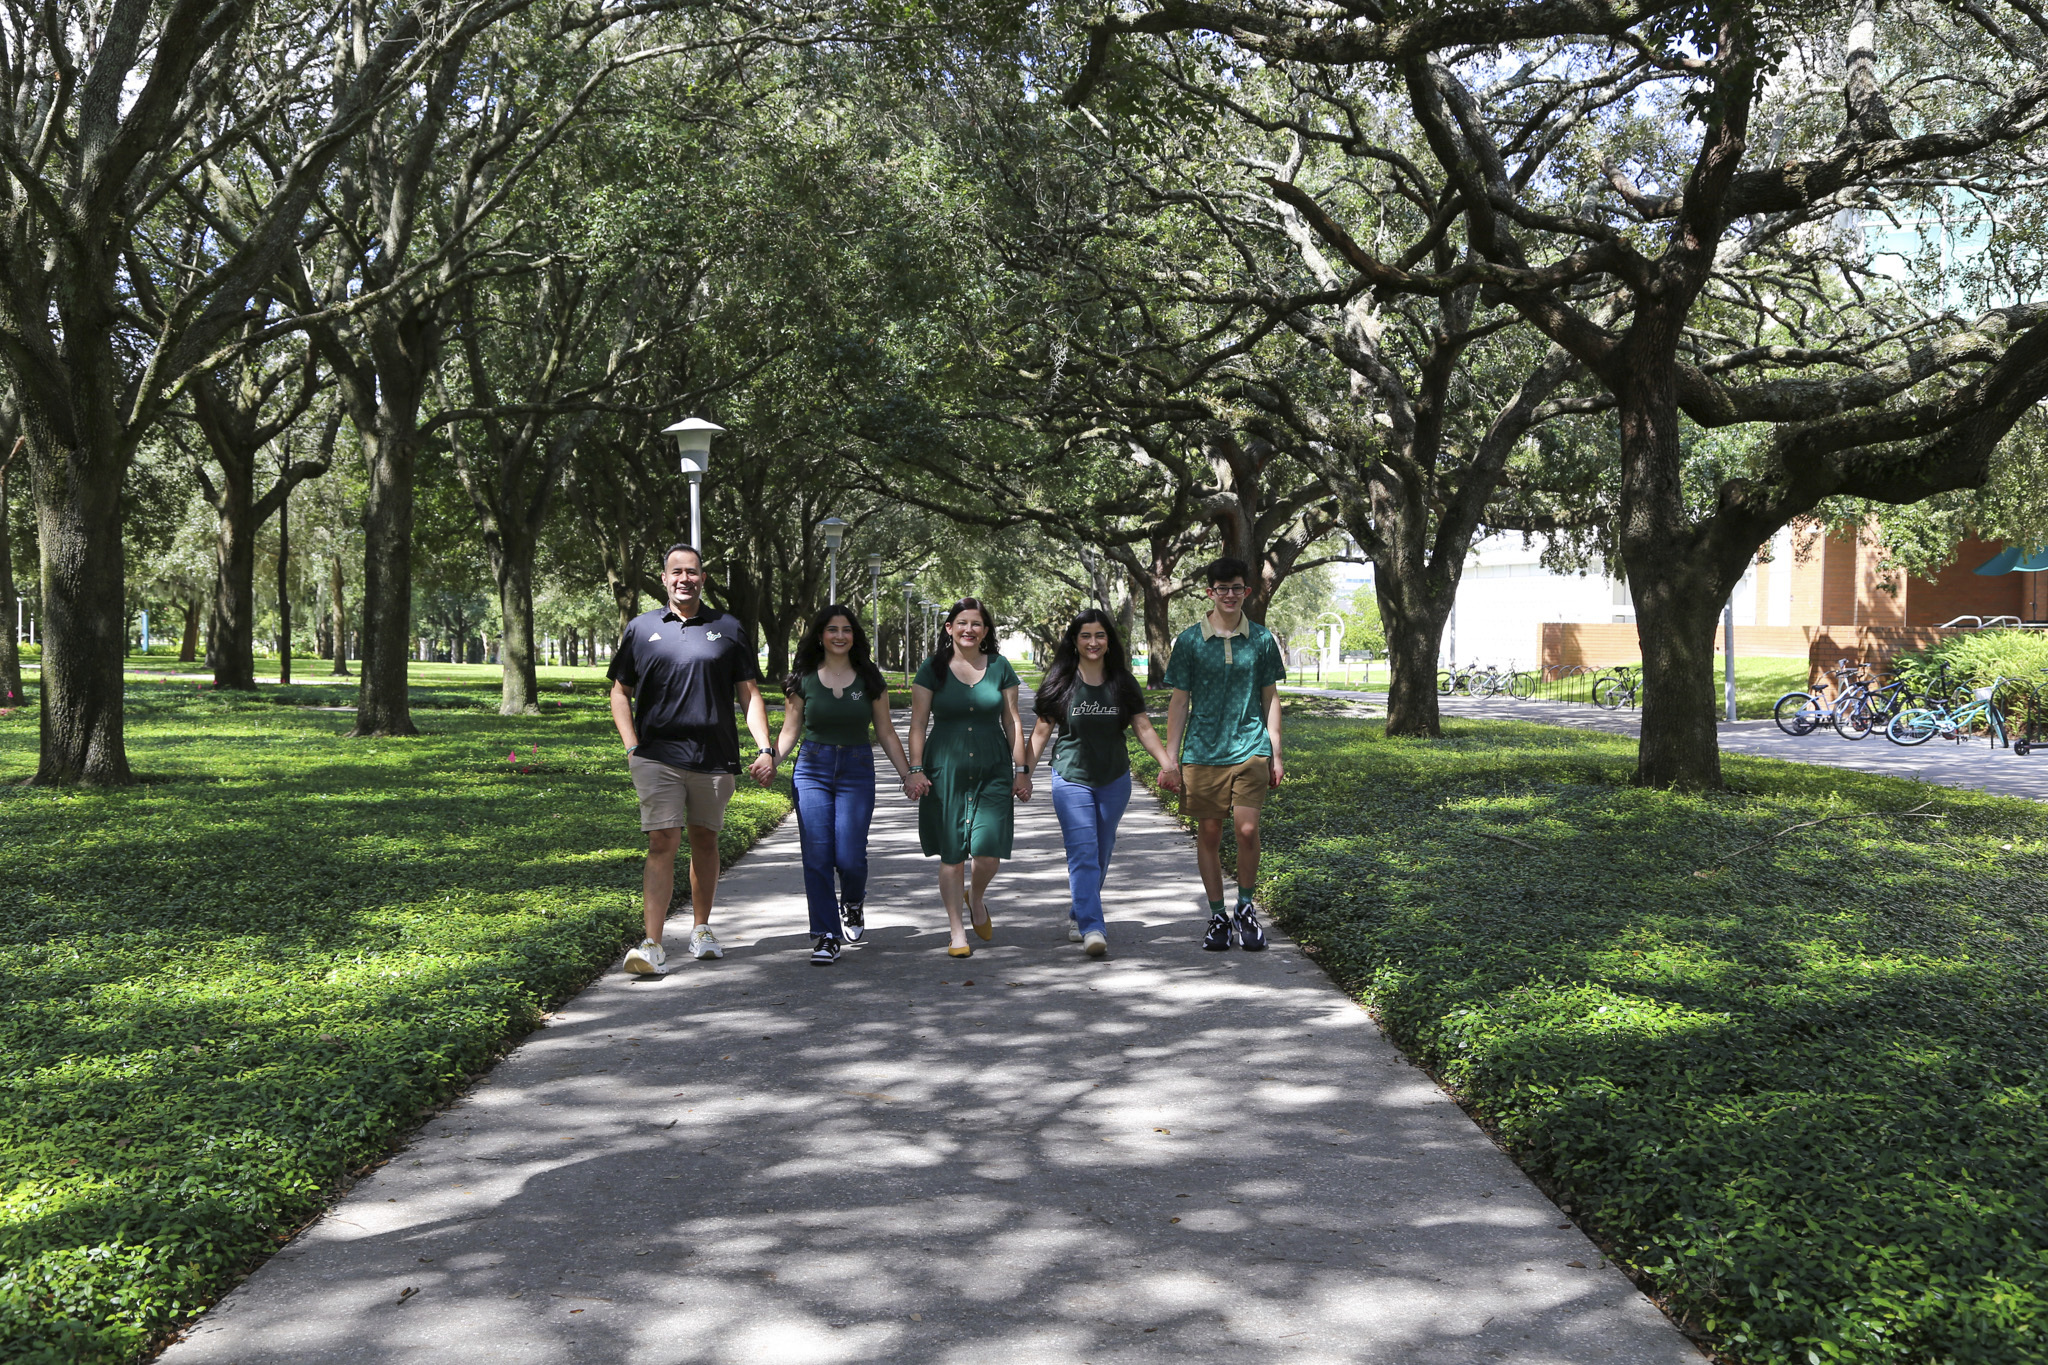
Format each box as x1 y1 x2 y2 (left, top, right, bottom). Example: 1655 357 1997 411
162 706 1699 1364
1282 688 2048 802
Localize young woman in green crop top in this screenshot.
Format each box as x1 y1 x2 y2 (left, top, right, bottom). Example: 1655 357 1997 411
768 605 916 965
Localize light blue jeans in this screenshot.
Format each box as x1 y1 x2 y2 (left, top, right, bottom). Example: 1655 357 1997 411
793 742 875 938
1049 770 1132 937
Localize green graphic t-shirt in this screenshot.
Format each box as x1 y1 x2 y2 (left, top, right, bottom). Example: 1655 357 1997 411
1049 679 1133 786
1162 615 1286 767
797 672 876 747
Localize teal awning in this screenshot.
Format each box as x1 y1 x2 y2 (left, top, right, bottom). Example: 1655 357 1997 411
1975 547 2048 574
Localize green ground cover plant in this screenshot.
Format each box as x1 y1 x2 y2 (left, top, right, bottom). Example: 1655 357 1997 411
0 670 790 1363
1128 716 2048 1363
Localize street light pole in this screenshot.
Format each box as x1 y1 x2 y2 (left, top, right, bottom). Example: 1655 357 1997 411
1724 598 1737 722
868 553 883 650
661 418 725 550
903 581 915 680
821 516 848 602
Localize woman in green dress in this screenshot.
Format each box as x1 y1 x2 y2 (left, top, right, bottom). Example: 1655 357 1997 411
905 598 1029 957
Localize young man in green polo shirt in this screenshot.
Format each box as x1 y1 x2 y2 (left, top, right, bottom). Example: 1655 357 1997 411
1159 556 1285 951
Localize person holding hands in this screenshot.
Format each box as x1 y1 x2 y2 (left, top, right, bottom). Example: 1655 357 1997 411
1160 556 1285 952
1024 609 1173 958
610 543 777 975
769 605 919 965
907 598 1027 958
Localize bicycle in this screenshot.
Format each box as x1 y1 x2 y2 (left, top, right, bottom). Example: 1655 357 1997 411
1503 662 1537 700
1834 660 1962 742
1886 675 2015 747
1773 659 1864 736
1593 664 1640 710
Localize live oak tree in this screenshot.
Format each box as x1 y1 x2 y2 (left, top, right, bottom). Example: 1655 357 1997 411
0 0 540 783
1074 0 2048 787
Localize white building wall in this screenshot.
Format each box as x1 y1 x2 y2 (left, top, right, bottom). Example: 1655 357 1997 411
1443 534 1759 666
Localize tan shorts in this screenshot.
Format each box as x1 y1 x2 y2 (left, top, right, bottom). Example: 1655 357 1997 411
628 755 736 832
1181 756 1271 820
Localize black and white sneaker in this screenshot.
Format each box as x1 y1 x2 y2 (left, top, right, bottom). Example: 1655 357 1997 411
809 934 841 965
1202 912 1234 951
841 902 865 943
1234 901 1268 951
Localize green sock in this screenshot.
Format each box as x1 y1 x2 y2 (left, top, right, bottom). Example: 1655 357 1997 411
1236 886 1254 907
1208 899 1226 917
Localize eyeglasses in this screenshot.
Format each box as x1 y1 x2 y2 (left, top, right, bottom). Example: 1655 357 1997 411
1209 584 1248 596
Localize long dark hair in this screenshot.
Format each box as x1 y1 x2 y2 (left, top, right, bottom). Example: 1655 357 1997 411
784 605 889 698
924 597 996 693
1036 608 1145 722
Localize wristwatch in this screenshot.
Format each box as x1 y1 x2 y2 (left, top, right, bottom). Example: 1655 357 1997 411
1013 764 1029 775
757 746 775 758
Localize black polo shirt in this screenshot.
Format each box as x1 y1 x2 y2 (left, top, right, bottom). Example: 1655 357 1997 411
607 606 760 773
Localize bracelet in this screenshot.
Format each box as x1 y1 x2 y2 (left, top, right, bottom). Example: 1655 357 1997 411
908 765 924 774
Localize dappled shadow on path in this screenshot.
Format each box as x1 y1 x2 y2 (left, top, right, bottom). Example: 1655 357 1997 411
164 748 1695 1365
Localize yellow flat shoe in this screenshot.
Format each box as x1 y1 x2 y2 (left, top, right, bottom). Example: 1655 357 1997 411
947 943 973 958
971 899 994 941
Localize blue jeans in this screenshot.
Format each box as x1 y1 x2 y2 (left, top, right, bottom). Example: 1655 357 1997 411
793 742 875 937
1049 770 1132 937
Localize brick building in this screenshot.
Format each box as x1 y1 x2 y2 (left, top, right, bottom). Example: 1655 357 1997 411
1449 527 2044 673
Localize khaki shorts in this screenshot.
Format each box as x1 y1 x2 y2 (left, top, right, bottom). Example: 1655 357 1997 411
628 755 736 832
1181 756 1271 820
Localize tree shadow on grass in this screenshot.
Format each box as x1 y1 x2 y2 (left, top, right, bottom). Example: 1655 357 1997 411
1260 716 2048 1360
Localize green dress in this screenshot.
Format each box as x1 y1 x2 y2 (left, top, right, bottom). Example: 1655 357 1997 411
915 653 1021 861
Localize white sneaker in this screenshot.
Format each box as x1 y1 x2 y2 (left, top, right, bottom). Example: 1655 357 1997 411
624 938 668 976
1082 931 1108 958
1068 917 1083 942
689 925 724 960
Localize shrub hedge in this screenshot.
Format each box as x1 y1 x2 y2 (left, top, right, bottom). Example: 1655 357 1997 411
0 670 789 1362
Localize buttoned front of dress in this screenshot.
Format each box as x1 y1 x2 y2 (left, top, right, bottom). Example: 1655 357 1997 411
914 653 1020 862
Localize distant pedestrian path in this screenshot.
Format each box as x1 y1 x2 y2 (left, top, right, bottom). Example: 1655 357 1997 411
161 706 1697 1364
1283 686 2048 803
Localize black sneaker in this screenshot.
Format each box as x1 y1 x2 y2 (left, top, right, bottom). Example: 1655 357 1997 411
841 902 865 943
1202 912 1233 951
809 934 840 965
1234 901 1268 951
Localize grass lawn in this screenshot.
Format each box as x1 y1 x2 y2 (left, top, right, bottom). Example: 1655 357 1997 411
0 666 790 1363
1129 715 2048 1364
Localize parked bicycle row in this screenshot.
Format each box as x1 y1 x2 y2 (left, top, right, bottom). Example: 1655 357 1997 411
1773 659 2048 753
1436 661 1643 708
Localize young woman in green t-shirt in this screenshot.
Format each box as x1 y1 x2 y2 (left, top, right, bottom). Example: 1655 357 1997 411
769 606 917 965
1023 609 1173 957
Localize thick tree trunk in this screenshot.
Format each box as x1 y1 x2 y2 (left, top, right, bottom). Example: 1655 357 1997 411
1626 570 1724 789
495 543 540 714
354 421 420 736
206 460 260 690
177 600 200 663
1138 573 1176 687
276 486 292 686
1616 358 1727 789
27 433 131 784
329 555 351 676
1378 590 1449 737
0 455 21 707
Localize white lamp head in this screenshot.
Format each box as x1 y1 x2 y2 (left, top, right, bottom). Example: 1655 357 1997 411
662 418 724 477
868 553 883 572
821 515 848 551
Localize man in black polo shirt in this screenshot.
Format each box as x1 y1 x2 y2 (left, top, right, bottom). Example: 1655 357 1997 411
608 543 776 973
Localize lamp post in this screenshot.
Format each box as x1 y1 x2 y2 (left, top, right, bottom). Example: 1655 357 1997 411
867 553 882 646
661 418 725 550
821 516 848 602
903 580 916 680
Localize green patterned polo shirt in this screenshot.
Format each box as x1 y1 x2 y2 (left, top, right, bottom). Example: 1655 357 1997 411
1162 614 1286 767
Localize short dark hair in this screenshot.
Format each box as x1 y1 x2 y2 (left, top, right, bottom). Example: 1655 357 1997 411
1202 556 1250 587
663 543 703 567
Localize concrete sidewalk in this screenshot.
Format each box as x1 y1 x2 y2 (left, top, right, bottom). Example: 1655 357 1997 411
1283 686 2048 802
163 722 1699 1364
